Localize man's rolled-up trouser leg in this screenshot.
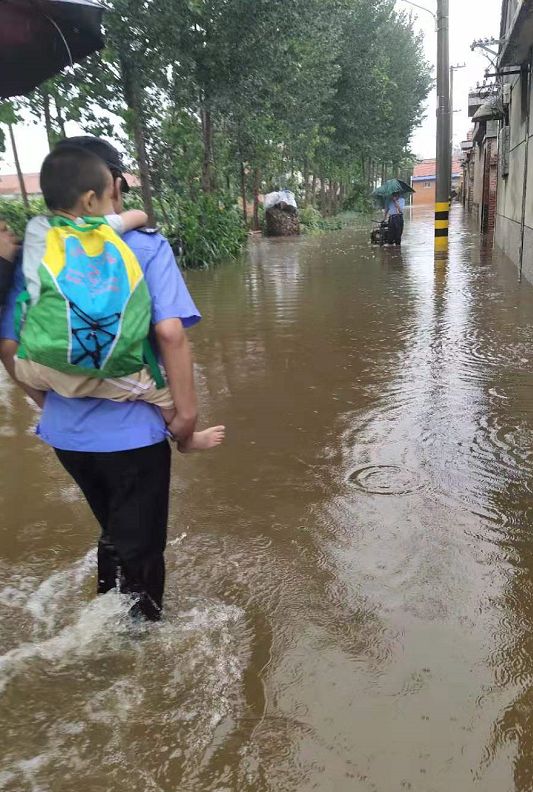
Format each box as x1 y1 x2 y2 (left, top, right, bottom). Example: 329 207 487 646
55 441 171 621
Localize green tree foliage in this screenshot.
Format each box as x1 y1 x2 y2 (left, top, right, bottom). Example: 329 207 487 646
3 0 431 263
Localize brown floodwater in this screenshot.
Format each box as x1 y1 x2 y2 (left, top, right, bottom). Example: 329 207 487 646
2 208 533 791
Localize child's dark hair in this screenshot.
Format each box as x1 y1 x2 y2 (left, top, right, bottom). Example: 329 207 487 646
40 146 110 211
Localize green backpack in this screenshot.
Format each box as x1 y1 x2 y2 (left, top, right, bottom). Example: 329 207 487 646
18 216 162 384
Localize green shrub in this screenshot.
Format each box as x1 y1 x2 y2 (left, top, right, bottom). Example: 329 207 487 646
343 182 373 213
299 205 322 231
160 194 248 269
300 206 358 235
0 198 46 239
0 193 248 269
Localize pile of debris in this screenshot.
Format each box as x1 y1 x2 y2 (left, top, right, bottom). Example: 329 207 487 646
264 190 300 237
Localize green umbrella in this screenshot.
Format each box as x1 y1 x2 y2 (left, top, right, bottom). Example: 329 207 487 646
372 179 415 207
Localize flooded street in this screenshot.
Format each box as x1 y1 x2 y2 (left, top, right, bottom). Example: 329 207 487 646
3 208 533 790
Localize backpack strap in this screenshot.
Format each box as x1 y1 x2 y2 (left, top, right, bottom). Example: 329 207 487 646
14 288 31 340
143 338 166 390
48 215 109 232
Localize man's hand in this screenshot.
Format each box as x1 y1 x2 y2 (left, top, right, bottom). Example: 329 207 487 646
167 412 197 444
0 222 20 263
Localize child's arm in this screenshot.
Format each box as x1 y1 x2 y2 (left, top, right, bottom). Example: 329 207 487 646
23 216 50 304
106 210 148 235
120 209 148 232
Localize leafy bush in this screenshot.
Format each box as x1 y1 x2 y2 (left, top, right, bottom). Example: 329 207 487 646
0 193 248 269
299 205 322 231
159 194 248 269
299 206 358 235
343 182 373 213
0 198 46 239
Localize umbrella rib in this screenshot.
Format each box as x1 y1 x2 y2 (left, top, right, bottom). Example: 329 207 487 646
43 12 74 69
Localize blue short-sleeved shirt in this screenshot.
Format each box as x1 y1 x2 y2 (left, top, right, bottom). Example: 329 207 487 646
387 197 405 216
0 230 201 452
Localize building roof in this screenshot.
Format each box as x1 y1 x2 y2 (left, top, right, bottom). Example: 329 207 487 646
0 173 41 196
0 171 140 197
500 0 533 67
412 158 462 181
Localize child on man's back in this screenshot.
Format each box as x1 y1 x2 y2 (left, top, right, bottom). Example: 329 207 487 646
16 146 224 452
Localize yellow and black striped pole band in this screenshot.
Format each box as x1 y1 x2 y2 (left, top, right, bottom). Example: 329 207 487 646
434 202 449 237
434 201 449 252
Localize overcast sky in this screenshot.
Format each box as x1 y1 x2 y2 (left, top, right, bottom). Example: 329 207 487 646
405 0 502 158
1 0 504 175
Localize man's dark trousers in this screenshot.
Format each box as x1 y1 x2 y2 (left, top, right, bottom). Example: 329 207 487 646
55 441 171 620
388 214 404 245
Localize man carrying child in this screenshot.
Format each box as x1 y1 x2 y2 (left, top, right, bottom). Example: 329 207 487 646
0 135 222 621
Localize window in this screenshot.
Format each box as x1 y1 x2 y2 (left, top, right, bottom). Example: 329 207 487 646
425 181 432 188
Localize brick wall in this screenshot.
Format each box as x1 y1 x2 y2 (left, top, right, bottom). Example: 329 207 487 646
481 138 499 235
466 159 474 213
487 140 499 234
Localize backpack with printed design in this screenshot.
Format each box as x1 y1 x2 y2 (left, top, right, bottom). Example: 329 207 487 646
18 216 159 380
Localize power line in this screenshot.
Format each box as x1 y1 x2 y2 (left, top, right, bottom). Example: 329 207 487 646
397 0 437 25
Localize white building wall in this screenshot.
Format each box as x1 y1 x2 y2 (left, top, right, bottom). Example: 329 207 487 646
494 66 533 283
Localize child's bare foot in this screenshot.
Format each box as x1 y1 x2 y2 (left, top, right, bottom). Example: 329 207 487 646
178 425 225 453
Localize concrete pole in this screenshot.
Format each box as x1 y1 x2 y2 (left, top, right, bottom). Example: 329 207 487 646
435 0 451 254
449 64 454 201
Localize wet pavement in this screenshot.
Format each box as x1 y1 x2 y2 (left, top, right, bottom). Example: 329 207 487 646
2 207 533 790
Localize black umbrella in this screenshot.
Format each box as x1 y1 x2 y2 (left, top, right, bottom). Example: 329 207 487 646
0 0 104 99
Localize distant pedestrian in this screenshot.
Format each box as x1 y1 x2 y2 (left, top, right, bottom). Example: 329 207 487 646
384 192 405 246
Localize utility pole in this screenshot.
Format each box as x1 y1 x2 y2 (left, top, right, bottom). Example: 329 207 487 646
435 0 451 254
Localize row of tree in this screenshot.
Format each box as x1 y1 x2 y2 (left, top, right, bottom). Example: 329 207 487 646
1 0 432 226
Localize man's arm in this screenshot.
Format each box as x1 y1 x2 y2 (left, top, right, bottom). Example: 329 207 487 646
139 233 201 439
0 250 45 408
155 318 197 441
0 223 19 307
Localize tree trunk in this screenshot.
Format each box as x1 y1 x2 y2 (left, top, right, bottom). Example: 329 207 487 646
9 124 29 208
303 158 310 206
41 90 54 150
252 168 260 231
240 161 248 226
320 175 326 215
311 173 317 206
119 55 156 225
54 96 67 139
200 107 215 194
